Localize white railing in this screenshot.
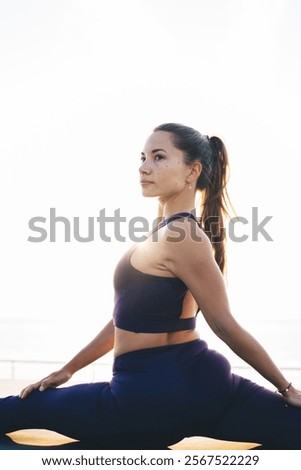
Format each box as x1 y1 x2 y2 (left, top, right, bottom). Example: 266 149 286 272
0 359 112 382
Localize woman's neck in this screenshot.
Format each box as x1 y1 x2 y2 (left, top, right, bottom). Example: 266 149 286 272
158 194 196 220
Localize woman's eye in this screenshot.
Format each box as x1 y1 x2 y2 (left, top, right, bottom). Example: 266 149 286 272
140 154 164 163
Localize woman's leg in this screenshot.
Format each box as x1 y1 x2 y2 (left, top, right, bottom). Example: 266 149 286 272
180 343 301 450
201 376 301 450
0 383 112 440
0 382 180 449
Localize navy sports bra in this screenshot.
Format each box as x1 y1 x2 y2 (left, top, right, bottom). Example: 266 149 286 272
112 212 198 333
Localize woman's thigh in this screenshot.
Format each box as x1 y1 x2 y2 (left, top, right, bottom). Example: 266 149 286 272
0 383 112 440
203 376 301 449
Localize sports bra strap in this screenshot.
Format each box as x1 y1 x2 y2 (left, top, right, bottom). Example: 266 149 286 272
153 212 197 233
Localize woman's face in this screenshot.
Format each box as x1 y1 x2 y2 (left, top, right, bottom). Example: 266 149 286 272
139 131 191 200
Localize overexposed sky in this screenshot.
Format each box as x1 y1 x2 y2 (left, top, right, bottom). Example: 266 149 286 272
0 0 300 360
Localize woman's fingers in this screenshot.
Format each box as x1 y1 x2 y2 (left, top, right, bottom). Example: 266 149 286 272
18 369 72 399
19 381 43 399
19 374 54 398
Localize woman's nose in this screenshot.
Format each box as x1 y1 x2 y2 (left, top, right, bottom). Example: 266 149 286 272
139 160 152 174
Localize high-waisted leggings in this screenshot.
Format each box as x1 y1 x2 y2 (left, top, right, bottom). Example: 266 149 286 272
1 339 301 449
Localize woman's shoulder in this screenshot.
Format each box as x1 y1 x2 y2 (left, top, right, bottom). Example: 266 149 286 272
163 216 208 242
162 217 212 262
159 218 220 282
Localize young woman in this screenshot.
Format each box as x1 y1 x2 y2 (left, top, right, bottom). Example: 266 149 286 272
1 123 301 449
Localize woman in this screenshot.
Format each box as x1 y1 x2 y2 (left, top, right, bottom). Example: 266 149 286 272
1 123 301 449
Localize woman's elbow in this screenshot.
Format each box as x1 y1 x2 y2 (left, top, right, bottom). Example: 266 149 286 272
205 311 239 342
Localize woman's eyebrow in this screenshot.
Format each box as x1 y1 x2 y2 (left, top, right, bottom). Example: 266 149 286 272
141 148 168 156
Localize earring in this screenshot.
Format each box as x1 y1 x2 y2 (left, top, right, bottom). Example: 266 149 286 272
189 184 192 190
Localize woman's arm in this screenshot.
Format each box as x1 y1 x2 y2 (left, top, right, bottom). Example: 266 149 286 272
61 319 115 375
19 319 115 399
164 220 301 406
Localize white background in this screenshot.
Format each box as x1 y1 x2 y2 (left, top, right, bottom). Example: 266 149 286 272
0 0 300 373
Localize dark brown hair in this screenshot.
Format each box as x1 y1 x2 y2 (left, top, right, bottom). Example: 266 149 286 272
154 123 234 274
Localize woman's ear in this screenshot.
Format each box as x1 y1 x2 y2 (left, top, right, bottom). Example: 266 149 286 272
187 162 202 184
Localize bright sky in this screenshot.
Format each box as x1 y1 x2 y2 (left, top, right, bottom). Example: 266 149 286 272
0 0 300 362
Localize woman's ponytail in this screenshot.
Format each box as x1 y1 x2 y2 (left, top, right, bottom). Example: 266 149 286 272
200 136 232 274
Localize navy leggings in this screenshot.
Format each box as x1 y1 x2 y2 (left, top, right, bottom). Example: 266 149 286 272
1 340 301 449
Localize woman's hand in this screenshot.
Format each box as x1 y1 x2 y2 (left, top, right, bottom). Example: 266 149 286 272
283 385 301 408
18 320 115 400
19 367 72 399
